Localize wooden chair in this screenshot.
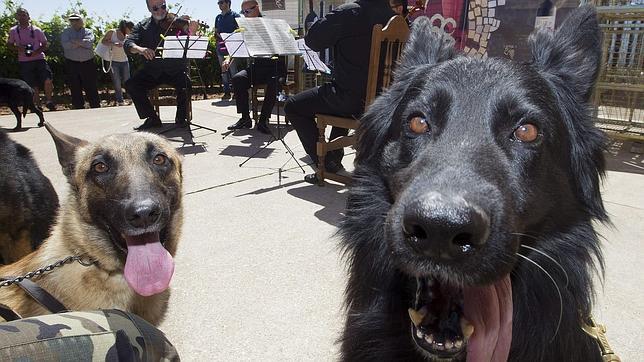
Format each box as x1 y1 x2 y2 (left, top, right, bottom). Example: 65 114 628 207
315 15 409 185
150 87 193 121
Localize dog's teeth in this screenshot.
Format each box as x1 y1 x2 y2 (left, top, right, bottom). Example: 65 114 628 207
460 318 475 339
445 339 454 349
416 328 425 339
408 307 427 327
424 333 434 344
454 339 463 348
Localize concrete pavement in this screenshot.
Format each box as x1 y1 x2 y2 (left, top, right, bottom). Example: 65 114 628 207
1 100 642 361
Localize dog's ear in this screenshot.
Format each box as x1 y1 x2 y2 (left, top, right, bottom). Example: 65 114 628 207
529 6 608 222
529 5 601 102
44 123 89 180
398 16 457 72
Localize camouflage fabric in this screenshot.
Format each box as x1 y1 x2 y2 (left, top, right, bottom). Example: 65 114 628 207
0 309 179 361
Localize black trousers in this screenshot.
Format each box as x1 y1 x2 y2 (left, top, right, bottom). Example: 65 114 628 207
284 83 363 165
65 59 100 109
126 62 190 121
231 65 278 121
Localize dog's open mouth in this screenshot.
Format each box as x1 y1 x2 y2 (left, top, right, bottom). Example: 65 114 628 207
409 275 513 361
119 231 175 297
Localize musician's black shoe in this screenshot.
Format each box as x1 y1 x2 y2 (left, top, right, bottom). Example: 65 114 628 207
227 117 252 130
134 116 162 131
304 160 344 185
304 173 319 185
256 119 271 134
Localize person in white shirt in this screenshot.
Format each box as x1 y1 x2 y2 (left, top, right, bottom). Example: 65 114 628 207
101 20 135 105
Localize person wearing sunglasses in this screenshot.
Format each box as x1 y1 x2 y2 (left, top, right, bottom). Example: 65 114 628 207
224 0 286 134
214 0 240 101
284 0 395 184
124 0 199 130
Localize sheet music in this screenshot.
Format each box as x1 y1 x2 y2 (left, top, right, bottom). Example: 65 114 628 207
296 38 331 74
220 32 250 58
236 18 301 57
162 36 208 59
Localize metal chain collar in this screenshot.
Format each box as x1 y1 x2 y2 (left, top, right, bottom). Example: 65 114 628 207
0 256 95 289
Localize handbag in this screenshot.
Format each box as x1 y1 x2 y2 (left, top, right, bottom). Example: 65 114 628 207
94 41 113 73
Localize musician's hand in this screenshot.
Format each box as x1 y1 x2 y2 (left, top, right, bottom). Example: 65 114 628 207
136 46 156 60
221 59 230 72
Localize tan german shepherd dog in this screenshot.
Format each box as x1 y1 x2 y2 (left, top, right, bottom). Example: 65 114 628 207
0 124 183 325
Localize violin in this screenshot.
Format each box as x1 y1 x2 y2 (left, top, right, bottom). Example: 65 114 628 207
159 12 209 36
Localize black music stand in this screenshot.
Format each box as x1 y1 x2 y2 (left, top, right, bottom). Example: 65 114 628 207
230 18 306 182
159 35 216 144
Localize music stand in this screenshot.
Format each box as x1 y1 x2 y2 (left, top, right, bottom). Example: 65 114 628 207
160 35 217 144
230 18 306 181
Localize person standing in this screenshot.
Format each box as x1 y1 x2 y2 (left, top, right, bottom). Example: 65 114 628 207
60 13 100 109
124 0 199 130
214 0 240 100
284 0 394 184
7 8 56 110
101 20 135 106
223 0 286 134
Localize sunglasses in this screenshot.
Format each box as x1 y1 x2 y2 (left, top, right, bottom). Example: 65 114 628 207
241 5 257 15
151 3 167 11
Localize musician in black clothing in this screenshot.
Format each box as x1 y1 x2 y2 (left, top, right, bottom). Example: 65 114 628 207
284 0 394 184
224 0 286 134
124 0 198 130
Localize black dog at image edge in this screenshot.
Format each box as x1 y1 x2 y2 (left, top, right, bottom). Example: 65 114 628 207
0 78 45 130
340 6 611 361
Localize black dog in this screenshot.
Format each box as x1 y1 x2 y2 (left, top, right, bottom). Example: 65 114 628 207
340 6 609 361
0 78 45 130
0 130 59 264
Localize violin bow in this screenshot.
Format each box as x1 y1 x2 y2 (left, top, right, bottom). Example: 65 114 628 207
154 5 184 55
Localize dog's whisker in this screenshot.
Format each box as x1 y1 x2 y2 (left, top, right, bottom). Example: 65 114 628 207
519 244 569 289
516 252 563 343
511 232 539 240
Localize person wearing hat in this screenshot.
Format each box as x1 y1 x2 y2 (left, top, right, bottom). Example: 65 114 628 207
7 7 56 110
60 13 100 109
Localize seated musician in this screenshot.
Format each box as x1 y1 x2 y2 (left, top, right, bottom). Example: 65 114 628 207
223 0 286 134
284 0 394 184
124 0 199 130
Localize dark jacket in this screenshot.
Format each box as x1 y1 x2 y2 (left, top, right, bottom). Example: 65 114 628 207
305 0 394 103
124 17 186 72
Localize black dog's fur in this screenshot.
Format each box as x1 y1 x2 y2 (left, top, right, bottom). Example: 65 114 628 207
0 130 59 264
0 78 45 130
340 6 607 361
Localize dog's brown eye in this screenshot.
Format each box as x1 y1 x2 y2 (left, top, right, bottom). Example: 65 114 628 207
513 124 539 143
153 154 167 165
409 116 429 134
93 162 109 173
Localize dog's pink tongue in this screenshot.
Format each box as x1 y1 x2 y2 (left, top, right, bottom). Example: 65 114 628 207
123 232 174 297
463 275 513 362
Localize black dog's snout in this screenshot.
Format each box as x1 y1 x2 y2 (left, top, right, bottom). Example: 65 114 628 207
402 193 489 261
125 199 161 229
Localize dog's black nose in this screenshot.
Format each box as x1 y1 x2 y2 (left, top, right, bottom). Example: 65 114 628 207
125 199 161 229
402 192 489 260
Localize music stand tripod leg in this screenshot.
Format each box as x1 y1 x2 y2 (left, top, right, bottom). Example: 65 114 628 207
239 56 306 178
160 35 217 145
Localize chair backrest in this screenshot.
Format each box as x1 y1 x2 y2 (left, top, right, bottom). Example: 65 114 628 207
364 15 410 109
